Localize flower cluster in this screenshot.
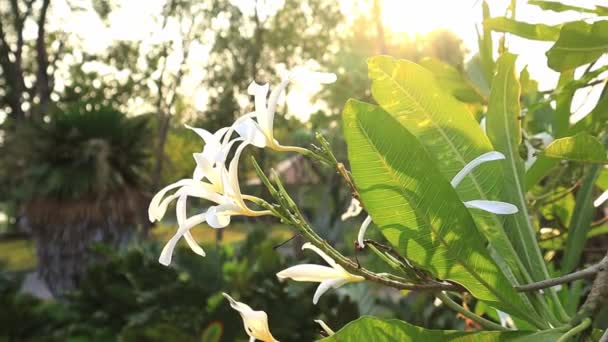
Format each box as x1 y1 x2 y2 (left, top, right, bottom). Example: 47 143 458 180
148 68 336 266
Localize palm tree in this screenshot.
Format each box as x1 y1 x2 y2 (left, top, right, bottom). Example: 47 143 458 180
2 107 151 294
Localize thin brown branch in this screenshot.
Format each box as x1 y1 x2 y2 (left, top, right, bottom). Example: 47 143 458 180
34 0 52 119
516 255 608 292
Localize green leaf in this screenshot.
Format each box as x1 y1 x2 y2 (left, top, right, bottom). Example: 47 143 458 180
485 53 567 321
343 99 538 323
478 1 495 85
321 316 563 342
541 133 608 163
419 57 486 104
484 18 561 41
561 165 602 273
200 322 223 342
597 169 608 190
367 56 531 292
547 21 608 71
529 1 605 15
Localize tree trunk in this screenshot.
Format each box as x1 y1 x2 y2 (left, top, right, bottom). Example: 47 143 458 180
27 217 135 295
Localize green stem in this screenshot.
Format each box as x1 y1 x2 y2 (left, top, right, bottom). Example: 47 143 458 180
436 292 509 331
557 318 591 342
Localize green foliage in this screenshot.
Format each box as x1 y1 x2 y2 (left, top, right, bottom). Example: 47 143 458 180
342 100 535 323
483 18 561 41
541 133 608 163
561 165 602 274
546 21 608 71
419 57 485 104
0 230 360 342
321 316 563 342
2 108 152 201
529 1 608 15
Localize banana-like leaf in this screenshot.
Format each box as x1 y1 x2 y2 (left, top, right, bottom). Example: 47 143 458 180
547 21 608 71
343 99 538 323
485 53 568 322
320 316 564 342
541 133 608 163
484 17 561 41
562 165 602 274
367 55 530 290
419 58 486 104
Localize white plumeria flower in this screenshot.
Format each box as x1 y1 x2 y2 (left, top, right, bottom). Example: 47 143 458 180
276 242 364 304
356 151 518 248
314 320 335 336
234 69 336 151
149 137 269 266
223 293 279 342
341 197 363 221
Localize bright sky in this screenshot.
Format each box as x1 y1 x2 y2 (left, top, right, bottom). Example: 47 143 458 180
45 0 608 123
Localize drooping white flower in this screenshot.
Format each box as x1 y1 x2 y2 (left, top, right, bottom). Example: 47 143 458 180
356 215 372 249
277 243 364 304
341 197 363 221
452 151 519 214
223 293 279 342
234 69 336 151
356 151 518 248
314 320 335 336
149 138 269 266
594 190 608 207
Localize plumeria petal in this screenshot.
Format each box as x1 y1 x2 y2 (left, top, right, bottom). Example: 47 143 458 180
235 118 267 148
464 200 519 214
357 215 373 248
206 204 238 228
341 197 363 221
594 190 608 207
266 78 290 125
150 180 225 223
313 278 348 304
248 81 271 134
224 142 251 210
183 231 206 257
159 212 207 266
223 293 278 342
291 68 337 84
302 242 341 270
277 264 344 282
192 152 215 182
314 320 335 336
148 179 198 222
451 151 505 187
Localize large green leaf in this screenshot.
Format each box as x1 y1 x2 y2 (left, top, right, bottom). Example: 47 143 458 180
343 99 537 323
562 164 602 274
321 316 563 342
547 21 608 71
484 18 561 41
367 56 530 290
485 53 567 321
541 133 608 163
529 0 608 15
419 58 485 104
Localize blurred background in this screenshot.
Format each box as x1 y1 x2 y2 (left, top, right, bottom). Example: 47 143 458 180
0 0 599 341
